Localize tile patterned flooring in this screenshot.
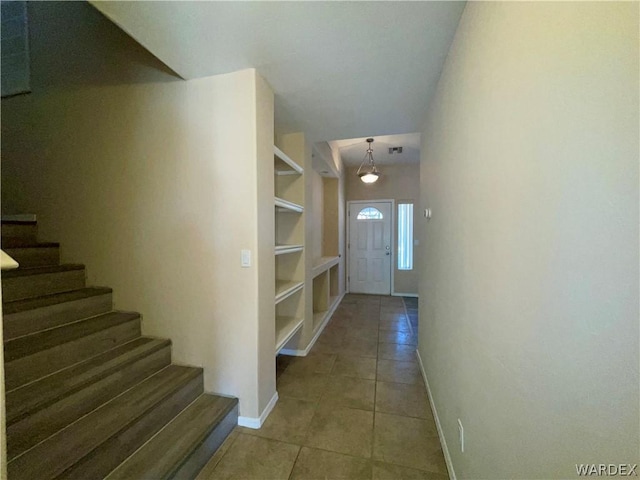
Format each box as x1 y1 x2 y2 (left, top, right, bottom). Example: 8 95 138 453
197 294 448 480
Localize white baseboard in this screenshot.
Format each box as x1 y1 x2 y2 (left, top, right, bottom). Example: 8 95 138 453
237 391 278 429
392 292 418 298
280 292 345 357
416 349 456 480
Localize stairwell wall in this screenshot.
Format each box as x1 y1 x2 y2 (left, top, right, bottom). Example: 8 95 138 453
1 1 276 422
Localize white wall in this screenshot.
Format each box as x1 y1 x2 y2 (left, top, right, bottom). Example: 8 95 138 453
419 2 639 478
346 164 420 294
1 1 275 421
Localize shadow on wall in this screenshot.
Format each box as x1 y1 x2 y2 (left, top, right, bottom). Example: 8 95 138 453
27 1 181 90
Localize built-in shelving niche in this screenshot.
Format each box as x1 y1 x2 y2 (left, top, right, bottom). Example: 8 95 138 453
274 141 305 354
312 260 341 333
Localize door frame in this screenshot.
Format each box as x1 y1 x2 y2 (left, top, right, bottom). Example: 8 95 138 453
346 199 395 295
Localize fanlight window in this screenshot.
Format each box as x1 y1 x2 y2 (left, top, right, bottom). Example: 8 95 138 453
357 207 383 220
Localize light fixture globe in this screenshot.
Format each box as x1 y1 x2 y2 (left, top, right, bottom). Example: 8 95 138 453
357 138 380 184
359 171 380 183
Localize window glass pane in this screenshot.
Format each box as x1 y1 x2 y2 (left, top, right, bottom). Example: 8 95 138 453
398 203 413 270
357 207 383 220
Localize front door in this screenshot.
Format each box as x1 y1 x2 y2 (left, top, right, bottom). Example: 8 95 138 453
348 201 392 294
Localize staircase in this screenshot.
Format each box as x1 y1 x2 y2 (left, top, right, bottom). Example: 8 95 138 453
2 219 238 480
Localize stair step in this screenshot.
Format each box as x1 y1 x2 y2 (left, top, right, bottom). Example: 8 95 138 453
4 243 60 268
7 365 204 480
3 287 113 341
1 221 37 244
106 394 238 480
2 264 86 302
4 311 141 390
7 338 172 459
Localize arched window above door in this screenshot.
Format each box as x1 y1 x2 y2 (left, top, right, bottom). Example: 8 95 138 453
356 207 384 220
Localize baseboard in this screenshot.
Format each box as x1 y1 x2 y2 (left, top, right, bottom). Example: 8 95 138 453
416 349 456 480
280 292 345 357
392 292 418 298
237 391 278 429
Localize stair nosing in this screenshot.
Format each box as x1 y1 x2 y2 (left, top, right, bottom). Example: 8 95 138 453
4 242 60 249
1 220 37 225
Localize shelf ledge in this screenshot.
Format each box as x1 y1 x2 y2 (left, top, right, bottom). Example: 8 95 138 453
276 316 304 354
311 256 340 278
275 280 304 304
275 244 304 256
275 197 304 213
274 145 304 175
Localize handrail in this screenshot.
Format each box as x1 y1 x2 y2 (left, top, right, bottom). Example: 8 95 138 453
1 250 19 271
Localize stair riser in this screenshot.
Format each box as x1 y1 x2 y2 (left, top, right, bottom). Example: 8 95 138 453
4 247 60 268
3 293 113 341
2 270 85 302
7 346 173 459
5 319 141 390
55 373 204 480
172 403 238 480
1 223 37 243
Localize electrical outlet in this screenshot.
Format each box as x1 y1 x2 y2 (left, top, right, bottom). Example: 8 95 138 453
458 418 464 453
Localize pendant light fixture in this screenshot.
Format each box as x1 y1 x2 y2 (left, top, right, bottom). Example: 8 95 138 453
357 138 380 184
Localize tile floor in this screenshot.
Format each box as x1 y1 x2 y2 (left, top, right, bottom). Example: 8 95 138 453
197 294 448 480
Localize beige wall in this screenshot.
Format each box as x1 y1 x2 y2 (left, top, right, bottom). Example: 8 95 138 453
346 164 420 294
419 2 639 478
1 2 275 421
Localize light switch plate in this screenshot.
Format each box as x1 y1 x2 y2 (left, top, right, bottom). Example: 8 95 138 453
241 249 251 267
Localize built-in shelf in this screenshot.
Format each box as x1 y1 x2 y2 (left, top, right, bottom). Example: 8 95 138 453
312 256 340 278
274 146 304 176
275 197 304 213
276 316 304 353
275 244 304 256
275 280 304 304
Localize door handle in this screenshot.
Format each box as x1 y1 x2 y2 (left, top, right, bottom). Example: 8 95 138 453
386 252 390 256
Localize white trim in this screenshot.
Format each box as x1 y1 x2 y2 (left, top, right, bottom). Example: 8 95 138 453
311 255 340 278
237 391 279 429
280 292 344 356
346 200 395 295
274 197 304 213
392 292 418 298
416 349 456 480
274 145 304 174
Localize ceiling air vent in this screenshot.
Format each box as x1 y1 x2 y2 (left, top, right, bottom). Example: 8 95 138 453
388 147 403 154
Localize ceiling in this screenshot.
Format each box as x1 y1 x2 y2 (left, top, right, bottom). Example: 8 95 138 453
331 133 421 167
92 1 465 148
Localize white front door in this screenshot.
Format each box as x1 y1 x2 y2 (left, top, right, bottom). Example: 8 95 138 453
348 201 392 295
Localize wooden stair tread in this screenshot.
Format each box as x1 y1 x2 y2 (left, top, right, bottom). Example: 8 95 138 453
4 311 140 361
7 337 169 421
106 394 238 479
2 264 84 278
2 287 112 315
8 365 203 479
